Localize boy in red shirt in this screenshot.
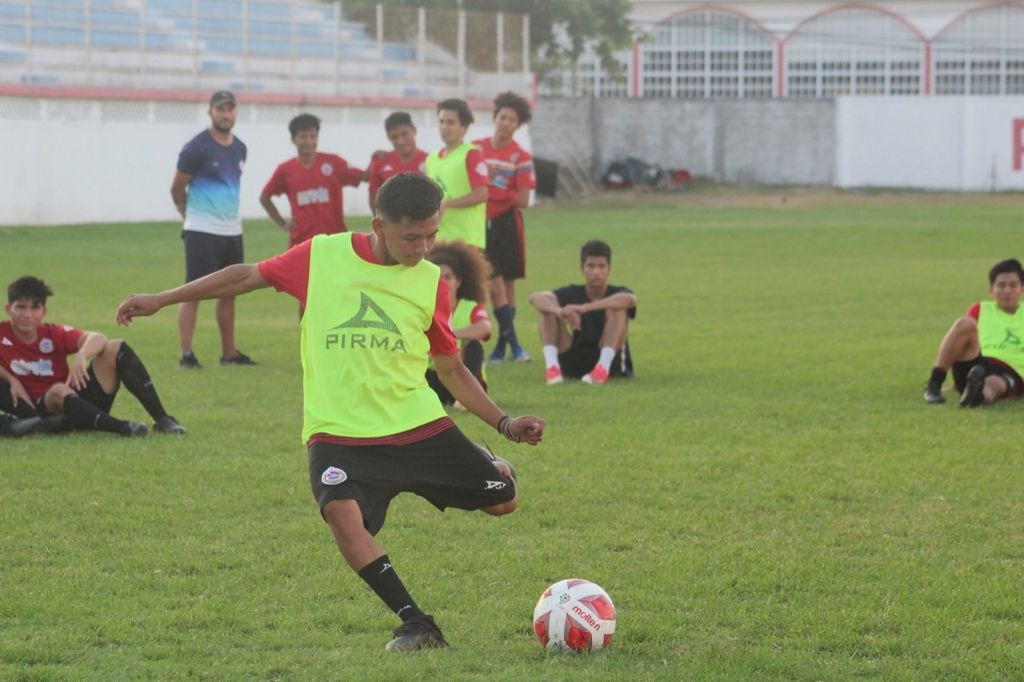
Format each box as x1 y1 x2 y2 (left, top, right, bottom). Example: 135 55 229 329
366 112 428 215
475 91 537 364
0 276 184 436
260 113 367 247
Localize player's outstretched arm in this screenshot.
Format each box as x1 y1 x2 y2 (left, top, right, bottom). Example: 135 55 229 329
117 264 269 325
433 352 544 445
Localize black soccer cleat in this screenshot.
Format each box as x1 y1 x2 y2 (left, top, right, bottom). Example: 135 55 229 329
120 421 149 438
179 351 202 369
0 415 41 438
959 364 986 408
153 415 186 435
923 381 946 404
220 351 257 366
385 615 449 652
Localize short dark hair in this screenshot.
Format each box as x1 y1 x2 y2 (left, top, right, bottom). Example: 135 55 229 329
8 275 52 305
989 258 1024 285
289 113 321 138
376 172 443 223
493 91 532 125
580 239 612 266
436 98 474 126
385 111 415 133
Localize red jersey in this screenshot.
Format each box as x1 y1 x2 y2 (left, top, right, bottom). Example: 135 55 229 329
367 149 428 205
474 137 536 219
0 320 84 402
261 152 364 245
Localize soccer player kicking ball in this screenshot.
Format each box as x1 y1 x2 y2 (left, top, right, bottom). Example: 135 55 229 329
116 172 544 652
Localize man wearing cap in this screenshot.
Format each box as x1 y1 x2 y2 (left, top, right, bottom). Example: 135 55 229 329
170 90 256 369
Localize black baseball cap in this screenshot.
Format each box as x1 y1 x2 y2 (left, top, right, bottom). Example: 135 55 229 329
210 90 236 107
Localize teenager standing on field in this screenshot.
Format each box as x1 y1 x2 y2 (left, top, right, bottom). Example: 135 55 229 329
260 113 367 248
116 172 544 652
475 91 536 364
425 99 489 249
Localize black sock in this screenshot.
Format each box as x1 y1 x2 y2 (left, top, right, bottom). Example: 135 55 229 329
929 367 948 385
357 555 424 623
116 342 168 421
62 395 126 435
0 379 40 418
494 305 513 351
507 306 521 351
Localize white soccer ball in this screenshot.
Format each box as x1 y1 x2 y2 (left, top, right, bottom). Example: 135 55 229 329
533 578 616 652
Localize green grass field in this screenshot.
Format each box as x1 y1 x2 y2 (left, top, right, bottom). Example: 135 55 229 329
2 189 1024 680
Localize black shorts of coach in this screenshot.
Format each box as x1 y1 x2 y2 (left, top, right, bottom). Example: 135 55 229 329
952 355 1024 397
308 427 515 535
485 208 525 281
182 230 245 283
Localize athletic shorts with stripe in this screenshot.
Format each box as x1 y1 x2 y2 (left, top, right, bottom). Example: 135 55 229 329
308 427 515 535
485 208 525 281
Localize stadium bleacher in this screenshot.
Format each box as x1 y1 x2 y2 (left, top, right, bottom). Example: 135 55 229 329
0 0 513 98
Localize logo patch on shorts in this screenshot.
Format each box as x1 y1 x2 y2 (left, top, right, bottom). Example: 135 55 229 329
321 466 347 485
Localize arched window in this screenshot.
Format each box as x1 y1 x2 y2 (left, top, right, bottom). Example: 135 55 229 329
639 10 775 99
933 2 1024 95
784 7 925 97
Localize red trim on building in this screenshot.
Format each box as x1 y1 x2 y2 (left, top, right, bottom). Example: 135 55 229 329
0 84 495 110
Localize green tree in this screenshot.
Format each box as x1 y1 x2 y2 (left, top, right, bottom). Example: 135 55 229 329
337 0 633 77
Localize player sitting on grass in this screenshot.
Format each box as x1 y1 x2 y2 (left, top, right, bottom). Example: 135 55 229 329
425 239 492 406
0 276 185 437
528 239 636 386
115 172 544 652
924 257 1024 407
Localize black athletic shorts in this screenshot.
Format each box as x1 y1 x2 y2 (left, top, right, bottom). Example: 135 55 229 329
485 208 525 281
182 230 245 282
558 340 634 380
952 356 1024 396
36 365 117 415
308 427 515 535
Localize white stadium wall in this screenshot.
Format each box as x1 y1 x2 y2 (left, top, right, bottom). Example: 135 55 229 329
0 95 509 226
835 97 1024 191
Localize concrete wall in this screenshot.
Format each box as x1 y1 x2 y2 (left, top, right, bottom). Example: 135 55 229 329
532 98 836 186
0 97 504 226
836 96 1024 191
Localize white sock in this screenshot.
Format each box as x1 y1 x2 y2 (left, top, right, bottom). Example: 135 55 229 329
597 347 616 371
543 345 560 368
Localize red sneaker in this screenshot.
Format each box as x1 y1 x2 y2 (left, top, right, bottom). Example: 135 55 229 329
545 365 564 385
581 364 609 385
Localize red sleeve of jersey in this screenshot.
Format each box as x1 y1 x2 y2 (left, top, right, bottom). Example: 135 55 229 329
470 303 489 325
465 148 490 189
338 158 365 188
257 240 312 306
262 163 288 198
56 324 84 353
367 158 382 199
517 150 537 189
967 302 981 320
427 279 459 356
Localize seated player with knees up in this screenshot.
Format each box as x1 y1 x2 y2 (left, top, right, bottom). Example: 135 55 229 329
528 239 636 386
0 276 185 437
425 240 492 406
924 258 1024 407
